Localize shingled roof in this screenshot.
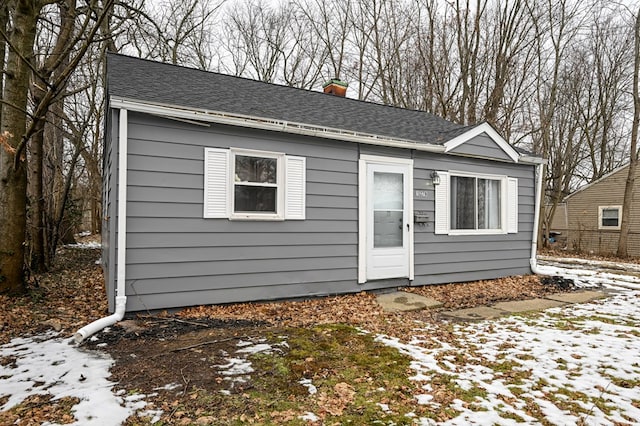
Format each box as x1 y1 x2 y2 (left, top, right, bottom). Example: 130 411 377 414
107 53 469 145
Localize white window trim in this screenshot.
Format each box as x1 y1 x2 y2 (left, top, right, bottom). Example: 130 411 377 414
598 205 622 230
203 147 306 221
447 170 508 236
230 148 285 221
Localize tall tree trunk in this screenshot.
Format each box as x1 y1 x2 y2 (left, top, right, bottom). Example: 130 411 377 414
29 116 47 272
0 1 39 294
0 4 7 125
616 8 640 258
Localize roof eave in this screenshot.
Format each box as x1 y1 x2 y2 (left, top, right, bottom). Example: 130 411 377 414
110 97 447 154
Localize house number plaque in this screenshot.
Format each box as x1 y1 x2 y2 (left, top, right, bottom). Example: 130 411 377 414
414 189 430 199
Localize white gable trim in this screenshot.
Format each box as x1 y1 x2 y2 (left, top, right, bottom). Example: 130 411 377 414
443 123 520 163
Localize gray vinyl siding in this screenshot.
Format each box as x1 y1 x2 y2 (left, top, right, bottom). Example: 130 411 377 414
119 111 364 311
411 153 534 284
109 110 535 312
449 133 514 162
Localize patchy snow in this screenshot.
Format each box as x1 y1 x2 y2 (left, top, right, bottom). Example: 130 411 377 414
378 261 640 425
299 411 320 422
377 402 391 413
236 343 272 354
2 257 639 425
215 340 275 391
64 241 101 249
299 378 318 395
216 357 255 376
0 333 152 425
153 383 182 391
537 258 640 290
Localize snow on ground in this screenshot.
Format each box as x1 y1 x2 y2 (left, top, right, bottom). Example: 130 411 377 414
1 257 639 425
0 333 155 425
537 257 640 290
378 262 640 425
64 241 101 249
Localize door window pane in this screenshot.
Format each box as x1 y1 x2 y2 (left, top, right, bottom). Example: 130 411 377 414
373 172 403 209
373 172 403 247
374 210 403 247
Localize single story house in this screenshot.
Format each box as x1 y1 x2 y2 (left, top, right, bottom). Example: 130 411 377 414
99 53 545 315
547 164 639 256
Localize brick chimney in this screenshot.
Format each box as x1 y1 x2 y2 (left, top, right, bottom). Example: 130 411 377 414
322 78 348 97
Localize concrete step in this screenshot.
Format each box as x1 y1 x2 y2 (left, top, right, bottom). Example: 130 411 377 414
376 291 443 312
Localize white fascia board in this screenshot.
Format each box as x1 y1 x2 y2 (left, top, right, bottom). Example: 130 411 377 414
519 155 547 165
110 97 446 154
443 122 520 163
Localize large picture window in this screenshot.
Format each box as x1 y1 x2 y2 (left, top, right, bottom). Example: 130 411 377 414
435 171 518 235
450 176 501 230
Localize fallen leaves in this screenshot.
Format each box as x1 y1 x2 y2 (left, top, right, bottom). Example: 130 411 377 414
0 394 79 426
317 382 356 417
0 235 105 345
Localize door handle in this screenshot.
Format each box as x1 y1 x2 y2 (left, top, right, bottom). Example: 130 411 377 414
406 223 410 231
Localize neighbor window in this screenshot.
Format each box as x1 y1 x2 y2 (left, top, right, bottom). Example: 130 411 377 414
598 206 621 230
203 147 306 220
450 175 502 230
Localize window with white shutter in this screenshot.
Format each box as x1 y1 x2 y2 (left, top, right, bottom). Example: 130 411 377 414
434 170 518 235
203 147 306 220
203 148 229 218
507 178 518 233
434 172 450 234
285 156 306 220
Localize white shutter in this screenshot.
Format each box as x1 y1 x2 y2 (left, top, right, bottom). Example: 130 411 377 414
203 148 230 218
507 177 518 233
434 171 449 234
285 155 306 220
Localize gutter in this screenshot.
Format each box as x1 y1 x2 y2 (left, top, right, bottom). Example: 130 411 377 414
530 162 546 275
75 109 129 344
110 97 447 154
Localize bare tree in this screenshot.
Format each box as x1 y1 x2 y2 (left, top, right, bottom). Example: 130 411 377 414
0 0 116 294
617 7 640 257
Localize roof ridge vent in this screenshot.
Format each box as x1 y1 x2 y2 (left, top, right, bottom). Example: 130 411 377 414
322 78 348 97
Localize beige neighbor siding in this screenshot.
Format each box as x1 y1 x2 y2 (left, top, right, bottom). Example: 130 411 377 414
563 165 640 256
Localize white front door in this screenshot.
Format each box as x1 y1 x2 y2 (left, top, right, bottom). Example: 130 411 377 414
360 157 413 281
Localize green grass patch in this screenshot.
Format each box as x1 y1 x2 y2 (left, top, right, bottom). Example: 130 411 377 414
153 324 427 425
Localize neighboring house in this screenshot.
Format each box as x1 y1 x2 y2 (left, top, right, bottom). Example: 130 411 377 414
547 164 640 256
102 54 544 313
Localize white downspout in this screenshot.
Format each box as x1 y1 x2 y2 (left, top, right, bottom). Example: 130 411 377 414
75 109 129 344
530 162 545 275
